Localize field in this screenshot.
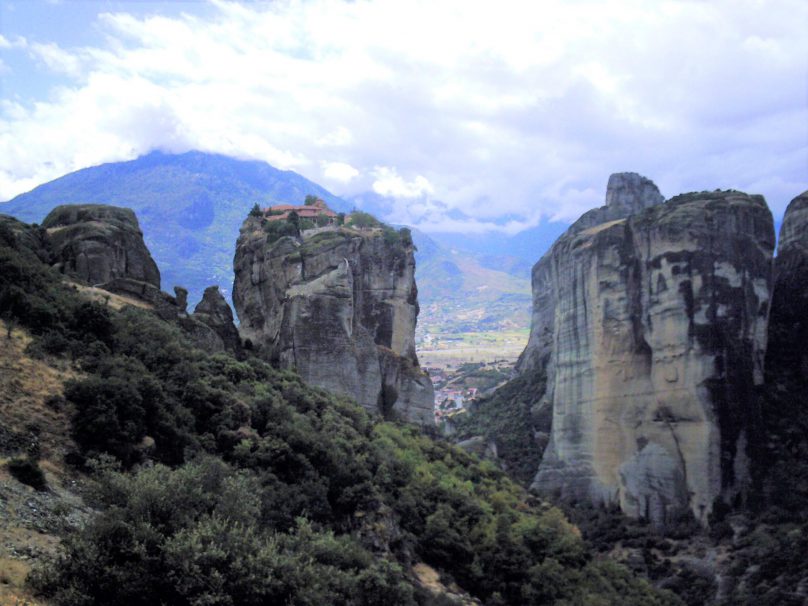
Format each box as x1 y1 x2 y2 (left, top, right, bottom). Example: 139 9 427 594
416 328 529 370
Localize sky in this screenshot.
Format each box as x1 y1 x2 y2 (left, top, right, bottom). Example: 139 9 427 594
0 0 806 235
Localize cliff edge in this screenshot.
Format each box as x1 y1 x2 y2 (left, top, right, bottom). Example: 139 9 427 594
518 176 774 525
233 214 434 425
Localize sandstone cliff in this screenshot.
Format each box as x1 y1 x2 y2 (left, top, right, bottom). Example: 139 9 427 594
757 191 808 505
518 176 774 525
233 219 434 425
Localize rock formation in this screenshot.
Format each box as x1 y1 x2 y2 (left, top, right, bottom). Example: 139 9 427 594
765 191 808 383
756 191 808 504
233 218 434 425
518 175 774 525
192 286 243 355
42 205 161 293
39 204 242 356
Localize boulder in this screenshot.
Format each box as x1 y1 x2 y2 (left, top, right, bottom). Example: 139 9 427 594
42 204 160 292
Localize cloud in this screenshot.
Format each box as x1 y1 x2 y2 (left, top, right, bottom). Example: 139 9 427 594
372 167 434 199
0 0 805 229
322 161 359 183
28 42 83 76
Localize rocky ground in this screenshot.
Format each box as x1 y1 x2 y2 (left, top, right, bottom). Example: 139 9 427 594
0 322 91 606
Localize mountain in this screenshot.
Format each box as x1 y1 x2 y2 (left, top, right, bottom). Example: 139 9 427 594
455 176 808 604
233 211 434 424
410 229 533 335
0 151 351 305
350 190 571 266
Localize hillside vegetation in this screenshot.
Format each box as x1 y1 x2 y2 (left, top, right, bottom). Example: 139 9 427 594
0 214 678 604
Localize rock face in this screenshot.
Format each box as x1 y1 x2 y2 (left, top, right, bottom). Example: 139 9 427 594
233 220 434 425
766 191 808 382
192 286 243 355
39 204 242 356
517 173 665 375
519 176 774 525
42 205 161 292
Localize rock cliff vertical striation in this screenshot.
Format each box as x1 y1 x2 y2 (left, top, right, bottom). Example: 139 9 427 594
766 191 808 383
518 176 774 525
233 219 434 425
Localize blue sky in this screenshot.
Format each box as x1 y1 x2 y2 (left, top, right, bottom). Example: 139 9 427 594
1 0 806 234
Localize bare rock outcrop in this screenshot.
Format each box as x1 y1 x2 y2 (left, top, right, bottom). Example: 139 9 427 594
42 205 161 292
39 204 242 356
519 177 774 525
233 219 433 425
192 286 243 355
765 191 808 383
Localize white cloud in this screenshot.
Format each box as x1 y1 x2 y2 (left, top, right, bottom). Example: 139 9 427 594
322 161 359 183
317 127 353 147
0 0 805 227
28 42 83 76
372 167 434 199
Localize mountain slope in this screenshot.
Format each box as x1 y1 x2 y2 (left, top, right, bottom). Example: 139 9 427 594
411 229 532 335
0 151 351 305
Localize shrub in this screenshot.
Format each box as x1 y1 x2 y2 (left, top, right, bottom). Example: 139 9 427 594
264 219 297 244
7 456 47 491
347 211 381 229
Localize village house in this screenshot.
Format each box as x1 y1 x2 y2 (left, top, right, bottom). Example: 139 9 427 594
263 198 338 222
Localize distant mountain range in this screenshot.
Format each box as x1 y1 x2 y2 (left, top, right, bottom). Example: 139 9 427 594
410 229 533 333
349 191 571 265
0 151 560 328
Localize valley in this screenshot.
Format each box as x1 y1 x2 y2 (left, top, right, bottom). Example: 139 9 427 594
1 154 807 606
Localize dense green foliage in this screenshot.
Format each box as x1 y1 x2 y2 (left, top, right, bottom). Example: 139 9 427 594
1 217 676 605
30 458 414 606
262 215 299 244
453 371 549 485
347 210 382 229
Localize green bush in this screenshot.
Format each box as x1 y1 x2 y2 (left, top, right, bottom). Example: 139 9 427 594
347 211 381 229
263 219 297 244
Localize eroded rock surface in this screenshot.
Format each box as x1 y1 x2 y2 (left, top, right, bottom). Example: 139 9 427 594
192 286 243 355
42 205 160 292
233 220 433 425
766 191 808 383
519 177 774 525
38 204 241 356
